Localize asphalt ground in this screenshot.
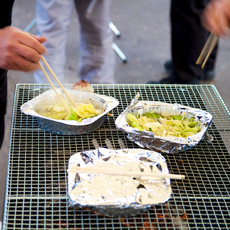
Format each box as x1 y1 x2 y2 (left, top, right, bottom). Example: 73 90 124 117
0 0 230 221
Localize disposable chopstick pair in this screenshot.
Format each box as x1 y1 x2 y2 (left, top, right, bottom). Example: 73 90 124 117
67 168 185 180
38 56 77 111
196 33 219 69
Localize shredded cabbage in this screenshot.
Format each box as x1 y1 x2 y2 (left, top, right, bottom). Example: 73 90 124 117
126 112 201 138
40 102 101 121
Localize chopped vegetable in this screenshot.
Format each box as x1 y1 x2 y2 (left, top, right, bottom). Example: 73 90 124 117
143 112 162 119
126 112 201 138
41 104 67 120
40 102 101 121
65 107 78 120
171 115 183 120
126 113 144 131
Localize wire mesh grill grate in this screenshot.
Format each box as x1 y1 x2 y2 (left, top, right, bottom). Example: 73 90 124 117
3 84 230 229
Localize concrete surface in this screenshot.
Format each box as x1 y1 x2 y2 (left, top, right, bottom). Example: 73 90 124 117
1 0 230 221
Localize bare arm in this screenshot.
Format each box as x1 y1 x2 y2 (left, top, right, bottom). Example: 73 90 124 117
0 26 46 71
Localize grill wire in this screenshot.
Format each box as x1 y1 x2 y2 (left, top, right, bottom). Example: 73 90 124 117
3 84 230 229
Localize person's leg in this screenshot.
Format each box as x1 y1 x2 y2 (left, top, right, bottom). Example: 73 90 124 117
0 70 7 149
75 0 115 84
34 0 74 84
170 0 210 83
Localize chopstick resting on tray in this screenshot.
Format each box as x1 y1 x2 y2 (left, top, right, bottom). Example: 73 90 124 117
67 168 185 180
38 56 77 111
196 33 219 69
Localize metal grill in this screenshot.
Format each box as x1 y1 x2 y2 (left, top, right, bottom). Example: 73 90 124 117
3 84 230 229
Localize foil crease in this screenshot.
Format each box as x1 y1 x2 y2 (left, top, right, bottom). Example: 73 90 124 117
20 89 119 135
115 94 213 153
68 148 172 217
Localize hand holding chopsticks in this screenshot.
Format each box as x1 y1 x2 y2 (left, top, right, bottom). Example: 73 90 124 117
196 33 219 69
67 167 185 180
38 56 77 111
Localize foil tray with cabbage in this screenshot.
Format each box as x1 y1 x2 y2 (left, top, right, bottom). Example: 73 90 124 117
21 88 119 126
20 88 119 135
115 94 213 153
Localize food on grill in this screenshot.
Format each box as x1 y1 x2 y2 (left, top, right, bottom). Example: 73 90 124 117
39 100 102 121
68 148 171 212
115 97 213 153
126 112 201 138
72 80 94 93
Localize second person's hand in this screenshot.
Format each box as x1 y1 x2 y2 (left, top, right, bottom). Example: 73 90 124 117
202 0 230 37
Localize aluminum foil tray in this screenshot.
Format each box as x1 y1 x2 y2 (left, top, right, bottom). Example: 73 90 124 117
20 89 119 135
115 94 213 153
68 148 172 217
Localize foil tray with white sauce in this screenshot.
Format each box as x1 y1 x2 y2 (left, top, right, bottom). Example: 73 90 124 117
115 94 213 153
68 148 172 217
20 89 119 135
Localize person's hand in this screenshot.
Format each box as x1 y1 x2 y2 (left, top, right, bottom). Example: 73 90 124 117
203 0 230 37
0 26 46 71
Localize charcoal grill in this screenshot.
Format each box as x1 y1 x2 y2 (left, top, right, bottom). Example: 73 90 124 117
3 84 230 229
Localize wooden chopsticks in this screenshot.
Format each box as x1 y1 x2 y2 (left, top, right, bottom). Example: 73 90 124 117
38 61 69 111
38 56 77 111
196 33 219 69
67 168 185 180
